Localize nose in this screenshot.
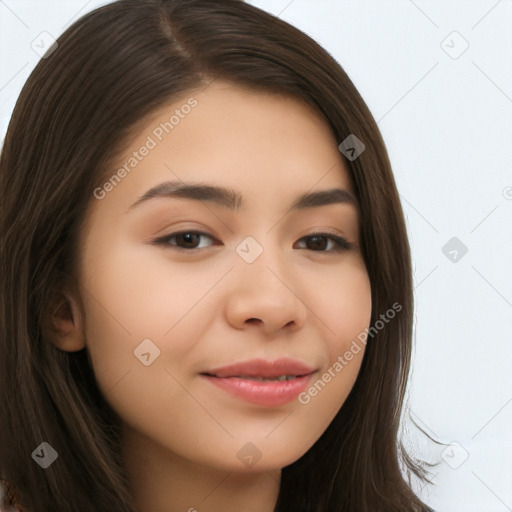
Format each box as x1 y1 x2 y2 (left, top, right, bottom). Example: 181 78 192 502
224 244 308 336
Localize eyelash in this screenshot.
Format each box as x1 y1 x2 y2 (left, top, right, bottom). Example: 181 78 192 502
150 230 353 253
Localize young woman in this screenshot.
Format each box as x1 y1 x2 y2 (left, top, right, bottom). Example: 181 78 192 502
0 1 435 510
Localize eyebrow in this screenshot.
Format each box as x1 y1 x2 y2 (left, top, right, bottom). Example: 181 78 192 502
126 180 359 213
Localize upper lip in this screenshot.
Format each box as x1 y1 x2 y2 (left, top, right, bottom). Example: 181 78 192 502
201 358 317 378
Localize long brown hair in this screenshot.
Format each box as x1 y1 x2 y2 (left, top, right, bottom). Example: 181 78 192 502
0 1 436 510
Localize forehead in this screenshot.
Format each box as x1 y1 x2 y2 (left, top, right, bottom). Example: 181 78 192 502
89 81 356 221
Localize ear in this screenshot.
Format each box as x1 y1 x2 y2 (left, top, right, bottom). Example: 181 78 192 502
44 290 85 352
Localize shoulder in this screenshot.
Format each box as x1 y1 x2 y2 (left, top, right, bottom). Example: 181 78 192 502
1 505 24 512
0 479 24 512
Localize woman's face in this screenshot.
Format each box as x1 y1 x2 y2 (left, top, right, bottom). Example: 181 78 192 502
76 81 372 473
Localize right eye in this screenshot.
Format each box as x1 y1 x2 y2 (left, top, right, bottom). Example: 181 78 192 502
150 230 219 251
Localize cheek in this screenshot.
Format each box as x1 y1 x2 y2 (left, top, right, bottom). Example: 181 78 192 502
87 241 228 334
80 239 205 340
300 260 371 410
315 257 372 350
78 241 223 400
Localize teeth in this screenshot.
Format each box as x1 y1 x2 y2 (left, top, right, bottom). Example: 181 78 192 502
233 375 297 381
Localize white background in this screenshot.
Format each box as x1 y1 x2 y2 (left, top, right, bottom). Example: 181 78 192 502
1 1 511 511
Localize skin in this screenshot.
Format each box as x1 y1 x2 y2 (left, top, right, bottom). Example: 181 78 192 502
49 81 372 512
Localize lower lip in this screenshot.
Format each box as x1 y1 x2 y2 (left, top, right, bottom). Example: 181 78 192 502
200 373 316 407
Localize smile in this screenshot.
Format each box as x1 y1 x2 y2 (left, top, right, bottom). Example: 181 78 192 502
200 372 317 407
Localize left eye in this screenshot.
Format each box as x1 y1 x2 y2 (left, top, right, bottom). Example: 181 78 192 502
151 231 352 253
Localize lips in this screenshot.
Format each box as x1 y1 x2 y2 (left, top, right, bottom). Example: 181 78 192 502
200 357 318 407
201 357 316 379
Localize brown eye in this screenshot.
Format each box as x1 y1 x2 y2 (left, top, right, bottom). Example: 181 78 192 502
295 233 352 253
152 231 217 251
